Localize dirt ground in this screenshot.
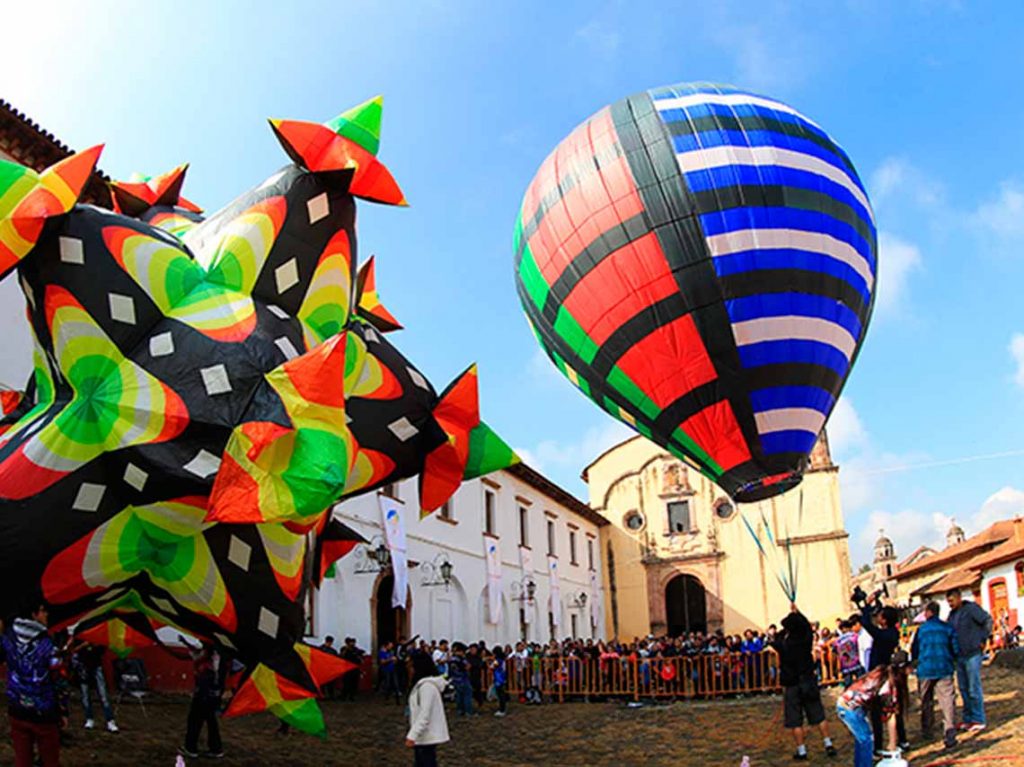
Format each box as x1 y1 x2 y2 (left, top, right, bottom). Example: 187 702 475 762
1 666 1020 766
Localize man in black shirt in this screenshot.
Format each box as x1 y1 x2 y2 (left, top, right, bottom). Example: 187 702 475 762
771 605 838 761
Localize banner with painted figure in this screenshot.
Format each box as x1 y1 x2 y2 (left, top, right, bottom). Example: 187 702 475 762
589 569 602 630
380 495 408 609
485 537 502 624
518 545 533 623
548 556 561 628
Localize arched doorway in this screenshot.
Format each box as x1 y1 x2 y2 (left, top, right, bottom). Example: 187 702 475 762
665 574 707 636
374 574 410 648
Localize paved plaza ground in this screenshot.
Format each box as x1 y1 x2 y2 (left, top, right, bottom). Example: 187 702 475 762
1 666 1020 766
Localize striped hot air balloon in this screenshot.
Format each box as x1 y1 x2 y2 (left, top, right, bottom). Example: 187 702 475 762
514 82 876 502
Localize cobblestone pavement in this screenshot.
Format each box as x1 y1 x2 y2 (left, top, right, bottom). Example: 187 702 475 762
1 667 1020 766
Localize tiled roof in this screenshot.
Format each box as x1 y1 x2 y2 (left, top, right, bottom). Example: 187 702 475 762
0 99 110 207
895 519 1017 579
960 520 1024 572
917 568 981 596
897 545 937 570
506 462 608 527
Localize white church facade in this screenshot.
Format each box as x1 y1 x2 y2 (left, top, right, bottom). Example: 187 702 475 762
311 463 608 651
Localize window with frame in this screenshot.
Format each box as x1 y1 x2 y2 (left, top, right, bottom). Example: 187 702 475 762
519 506 529 547
547 519 555 556
569 530 578 565
587 538 595 571
484 490 496 536
381 482 399 500
667 500 691 534
440 498 453 521
548 611 556 642
570 613 578 639
1016 560 1024 594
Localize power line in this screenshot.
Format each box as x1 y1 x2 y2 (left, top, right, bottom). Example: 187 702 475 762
860 449 1024 476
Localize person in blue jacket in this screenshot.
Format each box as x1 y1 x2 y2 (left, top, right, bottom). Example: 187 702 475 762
911 601 959 749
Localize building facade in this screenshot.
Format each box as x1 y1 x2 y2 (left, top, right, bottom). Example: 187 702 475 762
893 519 1020 606
313 463 608 651
588 432 852 638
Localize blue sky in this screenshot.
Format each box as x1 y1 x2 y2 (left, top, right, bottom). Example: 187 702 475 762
2 0 1023 567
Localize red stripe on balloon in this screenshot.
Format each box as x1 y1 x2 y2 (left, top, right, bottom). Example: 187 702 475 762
614 314 717 408
561 231 677 346
679 400 751 472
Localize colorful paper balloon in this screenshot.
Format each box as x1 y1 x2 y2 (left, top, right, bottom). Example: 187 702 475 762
0 96 517 734
514 82 875 502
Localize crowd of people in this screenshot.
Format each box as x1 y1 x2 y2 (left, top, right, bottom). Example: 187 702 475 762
0 586 1002 767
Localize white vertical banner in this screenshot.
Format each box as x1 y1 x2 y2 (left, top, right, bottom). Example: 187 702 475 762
519 546 533 624
380 495 408 609
589 570 600 627
485 538 503 624
548 556 561 628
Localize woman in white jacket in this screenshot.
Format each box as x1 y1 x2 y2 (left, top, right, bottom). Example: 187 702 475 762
405 653 450 767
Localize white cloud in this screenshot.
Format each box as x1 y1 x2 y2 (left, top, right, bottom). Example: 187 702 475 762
574 19 620 58
1009 333 1024 388
868 156 937 209
711 23 809 93
828 397 867 458
874 231 922 318
970 486 1024 532
853 508 953 566
973 181 1024 239
517 420 634 498
869 157 942 209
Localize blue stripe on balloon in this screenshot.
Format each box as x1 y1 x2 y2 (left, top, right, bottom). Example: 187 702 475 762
749 386 836 415
712 248 872 303
726 292 863 339
760 429 820 456
670 130 856 187
699 206 874 269
683 164 873 231
737 339 851 375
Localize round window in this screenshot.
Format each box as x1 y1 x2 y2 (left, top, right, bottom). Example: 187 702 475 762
714 500 735 520
623 510 645 531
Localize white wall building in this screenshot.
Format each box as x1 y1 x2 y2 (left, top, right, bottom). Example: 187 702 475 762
311 463 609 651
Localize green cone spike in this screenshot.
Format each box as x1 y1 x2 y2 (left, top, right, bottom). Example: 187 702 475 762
464 421 519 480
325 96 383 156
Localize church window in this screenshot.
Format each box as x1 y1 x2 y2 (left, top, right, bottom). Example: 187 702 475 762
714 500 734 520
623 510 644 531
667 500 691 534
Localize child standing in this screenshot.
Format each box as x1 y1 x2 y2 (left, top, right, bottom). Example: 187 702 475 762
405 654 449 767
490 646 508 717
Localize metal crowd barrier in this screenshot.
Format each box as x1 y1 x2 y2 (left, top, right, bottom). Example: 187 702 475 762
481 647 844 702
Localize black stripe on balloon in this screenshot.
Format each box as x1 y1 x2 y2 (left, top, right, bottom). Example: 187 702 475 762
718 269 868 318
743 362 844 397
690 185 875 248
516 142 625 261
661 113 860 180
650 379 723 438
589 293 689 380
540 212 650 325
612 92 771 473
515 276 721 479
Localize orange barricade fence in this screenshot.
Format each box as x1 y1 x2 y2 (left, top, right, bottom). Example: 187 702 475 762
474 647 846 702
